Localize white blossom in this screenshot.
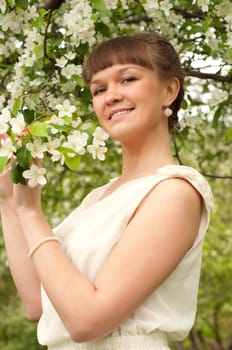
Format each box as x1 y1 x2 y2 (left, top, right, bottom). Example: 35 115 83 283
65 52 76 60
192 0 210 12
0 0 6 14
71 117 82 129
0 138 16 158
92 126 109 146
104 0 118 10
50 150 65 165
0 107 11 127
46 115 65 134
208 89 229 107
6 63 25 98
56 99 77 117
159 0 173 16
61 64 82 79
45 138 61 154
0 121 9 134
26 140 47 159
55 57 68 68
23 164 47 188
87 143 108 161
61 0 95 46
29 78 42 87
63 130 88 155
216 0 232 21
10 113 26 134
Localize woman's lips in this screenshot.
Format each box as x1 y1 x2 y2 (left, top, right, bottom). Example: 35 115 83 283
109 108 134 120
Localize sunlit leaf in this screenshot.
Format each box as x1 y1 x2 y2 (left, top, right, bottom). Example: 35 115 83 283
0 157 8 173
28 122 48 137
64 154 81 171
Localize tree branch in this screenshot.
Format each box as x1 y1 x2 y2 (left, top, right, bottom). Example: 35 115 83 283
124 16 151 24
183 68 232 83
43 0 65 10
200 172 232 180
173 7 206 20
43 10 53 60
171 133 183 165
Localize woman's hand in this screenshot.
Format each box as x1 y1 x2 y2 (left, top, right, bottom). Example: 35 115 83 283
13 158 43 213
13 181 42 213
0 163 14 202
0 134 14 202
0 134 42 212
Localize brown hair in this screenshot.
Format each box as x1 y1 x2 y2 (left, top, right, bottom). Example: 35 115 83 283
82 32 184 130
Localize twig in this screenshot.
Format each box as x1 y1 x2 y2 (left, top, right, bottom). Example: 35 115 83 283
43 10 53 60
173 7 206 20
172 133 232 180
183 68 232 83
171 133 183 165
200 172 232 180
43 0 65 10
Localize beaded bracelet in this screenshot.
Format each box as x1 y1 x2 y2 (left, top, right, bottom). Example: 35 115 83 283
28 236 61 259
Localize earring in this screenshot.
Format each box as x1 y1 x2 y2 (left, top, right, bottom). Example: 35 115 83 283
164 107 173 117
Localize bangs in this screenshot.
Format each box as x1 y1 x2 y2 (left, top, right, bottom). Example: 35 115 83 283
82 36 154 86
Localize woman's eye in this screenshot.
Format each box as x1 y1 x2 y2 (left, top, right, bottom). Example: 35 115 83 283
122 76 137 84
93 87 106 96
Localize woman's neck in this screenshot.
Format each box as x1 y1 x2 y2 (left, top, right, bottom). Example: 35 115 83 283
119 131 176 182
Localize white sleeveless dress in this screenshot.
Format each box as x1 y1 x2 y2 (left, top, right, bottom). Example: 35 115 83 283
37 165 214 350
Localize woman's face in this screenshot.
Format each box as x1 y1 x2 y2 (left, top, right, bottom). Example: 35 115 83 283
90 63 174 143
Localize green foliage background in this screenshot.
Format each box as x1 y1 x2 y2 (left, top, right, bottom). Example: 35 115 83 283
0 0 231 349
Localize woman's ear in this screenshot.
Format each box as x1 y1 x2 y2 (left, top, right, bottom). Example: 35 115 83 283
163 77 180 106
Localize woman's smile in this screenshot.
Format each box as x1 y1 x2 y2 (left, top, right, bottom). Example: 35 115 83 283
109 108 135 120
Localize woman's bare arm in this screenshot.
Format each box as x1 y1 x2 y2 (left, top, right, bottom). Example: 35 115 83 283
0 168 42 321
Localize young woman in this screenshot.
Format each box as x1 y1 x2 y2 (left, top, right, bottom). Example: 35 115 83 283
0 32 213 350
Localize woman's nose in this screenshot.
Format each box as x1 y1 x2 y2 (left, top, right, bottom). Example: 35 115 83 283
105 85 123 104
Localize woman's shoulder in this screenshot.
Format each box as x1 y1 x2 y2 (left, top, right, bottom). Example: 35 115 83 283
155 165 214 212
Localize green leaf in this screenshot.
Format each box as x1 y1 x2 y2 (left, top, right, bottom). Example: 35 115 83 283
226 47 232 60
23 109 35 124
80 88 92 105
33 44 44 58
57 146 76 155
181 99 188 109
0 157 8 173
16 146 32 168
72 75 84 88
213 106 222 127
9 160 26 185
95 22 111 37
225 128 232 143
49 124 72 133
12 97 22 117
64 154 81 171
28 122 48 137
15 0 28 9
90 0 105 11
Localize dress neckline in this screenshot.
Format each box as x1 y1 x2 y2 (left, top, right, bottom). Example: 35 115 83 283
98 164 183 202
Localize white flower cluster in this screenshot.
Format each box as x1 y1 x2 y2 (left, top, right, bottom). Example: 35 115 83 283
143 0 173 17
0 100 109 187
61 0 96 47
104 0 118 10
215 0 232 23
192 0 210 12
19 27 43 68
0 5 38 32
208 89 229 107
